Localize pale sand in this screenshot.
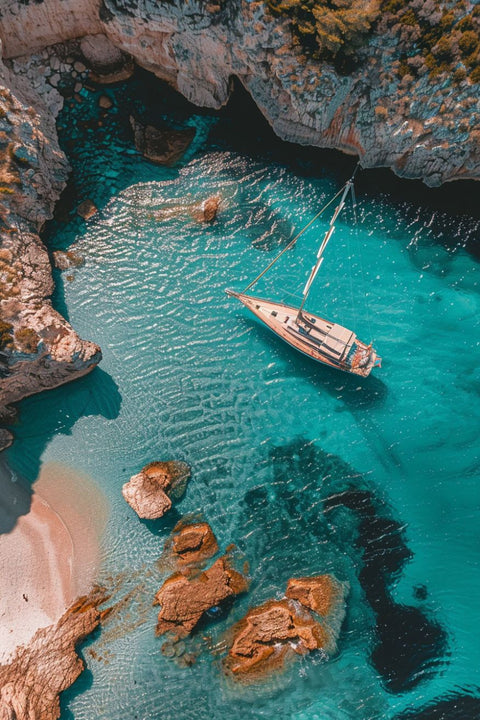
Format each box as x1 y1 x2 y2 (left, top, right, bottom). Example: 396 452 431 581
0 461 109 662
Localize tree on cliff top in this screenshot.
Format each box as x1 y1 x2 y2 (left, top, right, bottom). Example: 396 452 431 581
267 0 381 68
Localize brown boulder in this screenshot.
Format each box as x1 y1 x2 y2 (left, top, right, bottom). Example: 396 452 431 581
130 116 195 166
122 461 190 520
76 199 98 220
0 588 108 720
172 522 219 565
80 34 134 83
200 196 220 222
225 598 328 680
154 556 248 637
285 575 341 617
98 95 113 110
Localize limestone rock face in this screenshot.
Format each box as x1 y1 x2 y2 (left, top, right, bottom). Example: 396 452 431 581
0 1 479 185
122 461 190 519
171 522 219 565
129 115 195 165
154 556 248 637
0 57 101 424
0 589 107 720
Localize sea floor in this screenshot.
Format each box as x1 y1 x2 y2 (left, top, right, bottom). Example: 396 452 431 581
3 72 480 719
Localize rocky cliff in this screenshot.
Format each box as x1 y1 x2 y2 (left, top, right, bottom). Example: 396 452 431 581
0 0 479 187
0 52 100 448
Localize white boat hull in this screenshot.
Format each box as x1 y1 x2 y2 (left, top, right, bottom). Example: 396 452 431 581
227 291 381 377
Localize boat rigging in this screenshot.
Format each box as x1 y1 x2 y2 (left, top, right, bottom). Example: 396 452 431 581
226 167 382 377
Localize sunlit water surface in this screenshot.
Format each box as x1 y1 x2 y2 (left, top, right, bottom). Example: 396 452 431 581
5 79 480 720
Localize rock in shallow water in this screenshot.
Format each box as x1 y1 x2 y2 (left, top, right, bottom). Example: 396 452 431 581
130 115 195 166
285 575 343 617
154 555 248 637
76 198 98 220
171 522 219 565
52 249 85 270
224 574 347 682
122 461 190 519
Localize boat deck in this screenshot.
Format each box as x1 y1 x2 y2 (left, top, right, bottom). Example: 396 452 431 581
229 292 379 377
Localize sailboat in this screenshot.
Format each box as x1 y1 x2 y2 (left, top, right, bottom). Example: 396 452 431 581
226 169 381 377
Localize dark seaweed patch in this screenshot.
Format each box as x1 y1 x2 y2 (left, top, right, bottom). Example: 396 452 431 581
395 691 480 719
324 489 447 693
238 438 447 694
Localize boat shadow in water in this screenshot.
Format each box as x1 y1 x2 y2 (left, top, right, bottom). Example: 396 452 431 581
240 317 388 411
1 367 122 532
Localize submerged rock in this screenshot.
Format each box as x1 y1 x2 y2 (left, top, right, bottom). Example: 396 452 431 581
171 522 219 565
129 116 195 166
0 588 108 720
122 461 190 519
154 555 248 637
76 199 98 220
98 94 113 110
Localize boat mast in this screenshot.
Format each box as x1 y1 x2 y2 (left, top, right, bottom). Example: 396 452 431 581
297 173 356 319
240 186 347 294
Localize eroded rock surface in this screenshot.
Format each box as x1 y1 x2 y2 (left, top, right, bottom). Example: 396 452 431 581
285 575 343 617
130 115 195 165
154 555 248 637
0 589 108 720
0 54 101 444
80 33 133 83
1 0 477 186
171 522 219 565
225 573 347 681
122 461 190 519
225 598 328 679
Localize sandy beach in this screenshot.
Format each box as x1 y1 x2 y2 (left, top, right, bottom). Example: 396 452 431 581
0 461 109 662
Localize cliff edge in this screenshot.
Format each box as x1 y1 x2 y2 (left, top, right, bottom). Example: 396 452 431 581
0 52 101 448
0 0 478 188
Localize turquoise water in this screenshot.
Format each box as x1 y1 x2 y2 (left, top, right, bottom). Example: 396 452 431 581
5 75 480 719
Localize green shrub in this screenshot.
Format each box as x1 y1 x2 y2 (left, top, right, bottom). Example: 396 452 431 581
459 30 479 56
433 36 454 62
15 327 39 354
453 65 467 83
266 0 381 67
470 65 480 83
0 320 13 350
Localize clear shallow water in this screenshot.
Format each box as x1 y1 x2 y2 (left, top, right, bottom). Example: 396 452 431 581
5 77 480 719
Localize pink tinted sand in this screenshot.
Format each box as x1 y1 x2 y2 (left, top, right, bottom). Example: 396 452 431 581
0 461 109 662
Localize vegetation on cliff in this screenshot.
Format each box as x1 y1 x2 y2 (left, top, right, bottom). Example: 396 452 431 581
266 0 480 82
